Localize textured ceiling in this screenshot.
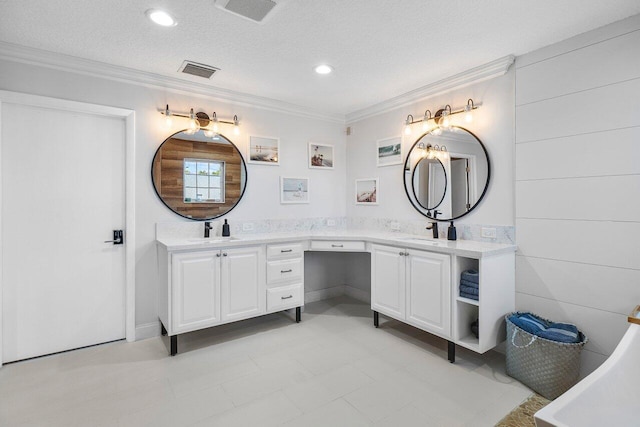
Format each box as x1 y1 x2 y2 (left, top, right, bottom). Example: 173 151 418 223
1 0 640 117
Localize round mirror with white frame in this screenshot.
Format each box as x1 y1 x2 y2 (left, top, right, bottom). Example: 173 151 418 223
404 126 490 221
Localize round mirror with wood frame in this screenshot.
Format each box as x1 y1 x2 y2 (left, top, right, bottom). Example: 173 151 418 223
152 129 247 220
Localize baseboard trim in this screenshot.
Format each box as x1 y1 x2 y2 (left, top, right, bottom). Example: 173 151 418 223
135 321 161 341
305 286 346 304
344 285 370 304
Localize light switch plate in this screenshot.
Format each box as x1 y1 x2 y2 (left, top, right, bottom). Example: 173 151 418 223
481 227 497 239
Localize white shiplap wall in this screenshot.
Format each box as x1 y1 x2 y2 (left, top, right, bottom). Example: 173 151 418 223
515 14 640 376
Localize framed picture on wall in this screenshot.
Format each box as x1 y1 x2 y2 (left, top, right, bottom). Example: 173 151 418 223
248 135 280 165
355 178 379 205
376 136 402 166
308 142 334 169
280 177 310 204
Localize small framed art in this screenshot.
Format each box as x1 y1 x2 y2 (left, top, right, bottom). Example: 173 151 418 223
280 177 310 204
355 178 378 205
308 143 334 169
376 136 402 166
248 135 279 165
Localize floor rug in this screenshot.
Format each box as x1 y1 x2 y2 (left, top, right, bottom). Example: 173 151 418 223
495 394 551 427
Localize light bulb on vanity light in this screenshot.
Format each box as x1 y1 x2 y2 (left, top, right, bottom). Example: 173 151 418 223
164 104 172 127
186 108 200 134
404 115 413 135
211 112 219 133
422 110 432 132
233 115 240 135
440 105 452 130
464 99 474 123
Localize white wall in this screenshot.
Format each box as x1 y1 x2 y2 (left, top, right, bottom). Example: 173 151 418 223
345 69 515 230
515 14 640 376
0 59 347 331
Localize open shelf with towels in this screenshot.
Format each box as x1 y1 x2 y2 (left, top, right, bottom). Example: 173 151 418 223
452 253 514 353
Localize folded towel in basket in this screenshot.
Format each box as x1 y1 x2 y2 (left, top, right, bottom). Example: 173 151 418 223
459 284 479 295
509 313 580 343
459 291 478 301
461 269 479 284
460 279 479 288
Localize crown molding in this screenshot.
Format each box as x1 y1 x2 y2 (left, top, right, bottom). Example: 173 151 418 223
345 55 515 124
0 41 345 123
0 42 514 126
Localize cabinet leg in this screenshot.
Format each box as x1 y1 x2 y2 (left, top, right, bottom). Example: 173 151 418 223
373 311 379 328
296 307 301 323
170 335 177 356
160 322 167 336
448 341 455 363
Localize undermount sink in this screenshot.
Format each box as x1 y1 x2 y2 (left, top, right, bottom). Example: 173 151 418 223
187 237 241 243
397 237 442 245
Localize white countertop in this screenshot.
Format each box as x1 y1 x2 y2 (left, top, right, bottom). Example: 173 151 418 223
156 230 516 258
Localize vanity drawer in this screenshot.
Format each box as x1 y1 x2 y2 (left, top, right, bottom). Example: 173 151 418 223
266 242 304 259
267 283 303 313
267 258 303 284
310 240 366 252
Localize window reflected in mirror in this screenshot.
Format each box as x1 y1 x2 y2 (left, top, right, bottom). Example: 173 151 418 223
183 159 225 203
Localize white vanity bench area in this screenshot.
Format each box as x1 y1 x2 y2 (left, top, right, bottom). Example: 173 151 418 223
156 231 515 362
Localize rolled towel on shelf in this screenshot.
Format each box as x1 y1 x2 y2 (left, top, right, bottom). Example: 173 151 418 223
459 292 478 301
459 284 479 295
460 278 479 288
461 269 479 284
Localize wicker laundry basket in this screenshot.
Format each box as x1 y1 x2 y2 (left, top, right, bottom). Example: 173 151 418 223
505 313 588 400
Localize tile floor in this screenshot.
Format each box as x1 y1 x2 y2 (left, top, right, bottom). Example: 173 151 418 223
0 296 533 426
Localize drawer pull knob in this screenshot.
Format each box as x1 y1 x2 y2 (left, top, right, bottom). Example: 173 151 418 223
281 269 293 273
331 244 344 248
281 249 293 253
281 295 293 300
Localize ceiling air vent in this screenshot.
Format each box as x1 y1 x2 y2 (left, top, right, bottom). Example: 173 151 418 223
214 0 279 23
179 61 220 79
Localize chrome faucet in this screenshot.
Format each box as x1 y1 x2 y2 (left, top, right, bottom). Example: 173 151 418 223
426 210 441 239
204 221 213 238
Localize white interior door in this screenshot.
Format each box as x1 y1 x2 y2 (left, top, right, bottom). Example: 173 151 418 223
1 103 126 363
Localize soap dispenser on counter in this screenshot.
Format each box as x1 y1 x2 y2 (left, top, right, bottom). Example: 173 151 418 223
222 219 230 237
447 221 457 241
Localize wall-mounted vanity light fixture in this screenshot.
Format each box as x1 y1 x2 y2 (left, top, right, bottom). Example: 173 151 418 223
160 105 240 137
417 142 449 160
404 99 478 135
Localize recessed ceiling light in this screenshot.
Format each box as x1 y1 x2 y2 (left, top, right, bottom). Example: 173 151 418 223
314 64 333 75
146 9 177 27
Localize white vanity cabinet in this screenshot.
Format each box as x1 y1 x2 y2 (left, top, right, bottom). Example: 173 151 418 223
158 244 267 355
371 242 515 362
371 243 451 339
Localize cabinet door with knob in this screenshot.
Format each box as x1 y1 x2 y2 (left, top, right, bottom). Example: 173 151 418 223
371 244 406 319
405 250 451 337
220 246 266 323
171 250 221 334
